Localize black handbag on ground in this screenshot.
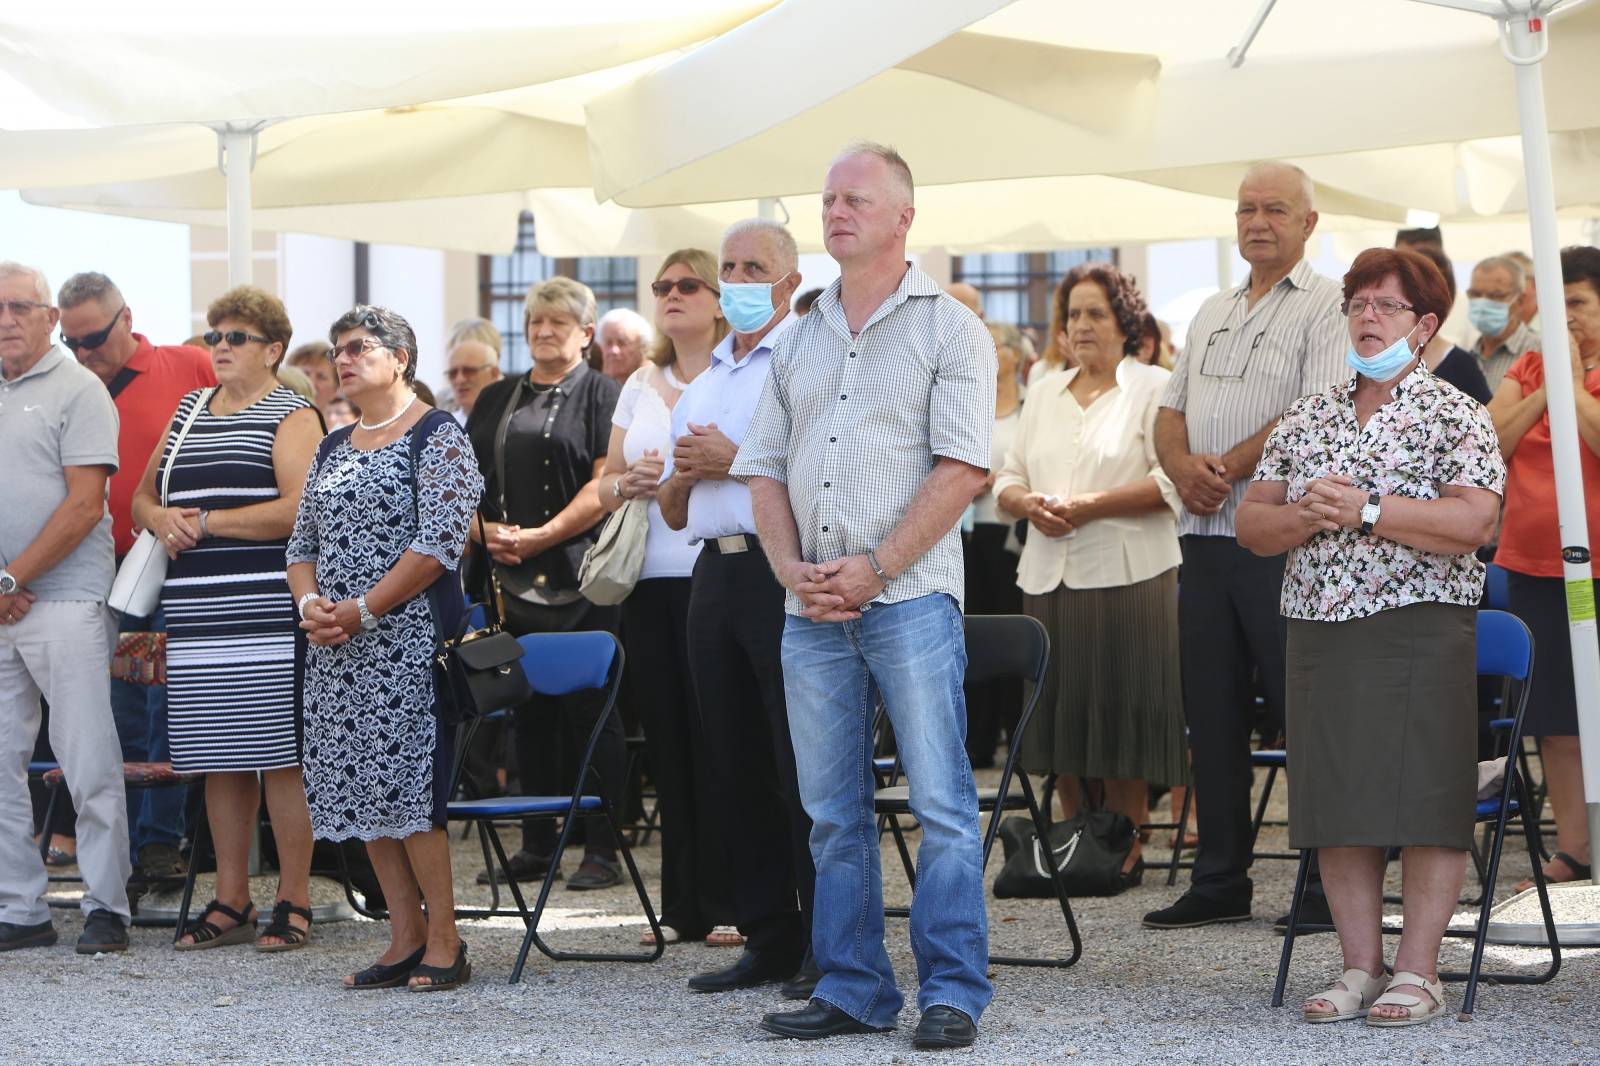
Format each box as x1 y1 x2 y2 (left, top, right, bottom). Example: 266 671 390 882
992 809 1136 898
407 410 532 725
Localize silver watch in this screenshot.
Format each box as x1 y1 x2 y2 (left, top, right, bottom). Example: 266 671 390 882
356 594 379 632
0 570 16 596
1359 493 1382 535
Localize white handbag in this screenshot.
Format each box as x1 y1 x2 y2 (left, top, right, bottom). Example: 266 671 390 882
577 497 649 606
108 389 212 618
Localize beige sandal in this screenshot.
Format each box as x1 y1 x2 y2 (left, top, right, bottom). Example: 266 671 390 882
1302 967 1388 1024
704 925 745 947
1365 971 1447 1028
639 925 682 946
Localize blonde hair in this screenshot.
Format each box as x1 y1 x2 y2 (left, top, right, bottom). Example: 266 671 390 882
523 276 597 332
649 248 728 368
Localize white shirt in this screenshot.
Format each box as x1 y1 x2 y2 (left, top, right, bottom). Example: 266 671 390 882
971 407 1022 525
994 359 1182 594
669 314 798 543
613 363 701 579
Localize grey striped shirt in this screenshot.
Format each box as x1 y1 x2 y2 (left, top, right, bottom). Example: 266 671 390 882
731 265 996 615
1161 258 1347 536
1472 320 1539 391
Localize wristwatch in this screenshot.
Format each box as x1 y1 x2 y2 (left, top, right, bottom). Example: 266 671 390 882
356 594 380 633
0 570 16 596
1359 492 1382 535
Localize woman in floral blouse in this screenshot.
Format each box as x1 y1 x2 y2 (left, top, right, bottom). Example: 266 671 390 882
1238 248 1505 1029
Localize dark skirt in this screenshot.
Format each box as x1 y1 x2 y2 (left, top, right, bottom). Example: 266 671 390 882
1020 569 1188 786
1505 570 1593 736
1286 602 1477 851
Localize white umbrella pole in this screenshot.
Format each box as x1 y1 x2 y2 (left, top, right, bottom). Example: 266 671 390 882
1498 7 1600 851
214 123 265 287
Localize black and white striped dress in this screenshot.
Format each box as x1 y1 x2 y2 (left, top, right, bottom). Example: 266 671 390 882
161 386 316 773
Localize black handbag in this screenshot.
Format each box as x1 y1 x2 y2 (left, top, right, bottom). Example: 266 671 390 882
991 810 1136 898
408 411 532 725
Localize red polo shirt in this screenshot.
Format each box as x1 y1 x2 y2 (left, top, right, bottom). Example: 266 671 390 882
107 335 217 557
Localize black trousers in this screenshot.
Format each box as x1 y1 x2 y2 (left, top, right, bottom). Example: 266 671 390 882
962 523 1023 766
688 547 813 959
623 577 730 937
1178 535 1287 905
506 597 626 859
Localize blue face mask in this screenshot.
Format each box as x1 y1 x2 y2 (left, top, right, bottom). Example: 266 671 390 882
719 272 790 333
1467 297 1513 337
1346 323 1420 382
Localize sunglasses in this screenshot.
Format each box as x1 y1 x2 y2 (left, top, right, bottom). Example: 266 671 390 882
327 337 391 362
650 278 715 298
204 329 273 348
62 304 127 352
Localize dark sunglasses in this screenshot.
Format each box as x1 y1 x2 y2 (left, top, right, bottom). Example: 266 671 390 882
62 304 126 352
327 337 391 362
650 278 715 298
204 329 272 348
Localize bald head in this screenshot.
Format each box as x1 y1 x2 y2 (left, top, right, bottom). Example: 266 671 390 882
945 282 983 319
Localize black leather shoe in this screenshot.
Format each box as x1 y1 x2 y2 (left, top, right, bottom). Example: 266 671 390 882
912 1005 977 1050
0 920 57 952
760 998 890 1041
476 849 561 886
1273 891 1334 935
76 909 128 954
1141 892 1251 929
780 951 822 1000
688 948 800 993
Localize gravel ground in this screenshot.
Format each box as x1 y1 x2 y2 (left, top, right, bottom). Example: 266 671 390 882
6 772 1595 1066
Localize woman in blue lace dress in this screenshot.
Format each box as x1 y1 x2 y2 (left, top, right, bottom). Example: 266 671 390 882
287 306 484 992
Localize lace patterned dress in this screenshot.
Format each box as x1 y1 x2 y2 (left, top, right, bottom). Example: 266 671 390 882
286 414 483 841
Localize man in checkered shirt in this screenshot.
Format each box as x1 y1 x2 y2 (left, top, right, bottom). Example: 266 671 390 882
732 142 996 1051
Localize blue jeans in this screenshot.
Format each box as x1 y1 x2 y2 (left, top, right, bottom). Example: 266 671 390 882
782 593 991 1029
109 608 183 855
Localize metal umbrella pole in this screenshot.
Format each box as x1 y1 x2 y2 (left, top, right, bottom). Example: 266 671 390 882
213 121 269 287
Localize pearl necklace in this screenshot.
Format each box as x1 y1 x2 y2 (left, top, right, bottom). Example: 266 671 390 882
358 394 416 431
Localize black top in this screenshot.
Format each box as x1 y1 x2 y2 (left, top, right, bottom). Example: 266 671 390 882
1432 346 1494 405
466 362 619 594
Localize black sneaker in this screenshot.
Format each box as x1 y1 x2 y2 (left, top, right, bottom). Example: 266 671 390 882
0 920 57 951
76 909 128 954
1273 891 1335 935
476 849 561 886
1141 892 1251 929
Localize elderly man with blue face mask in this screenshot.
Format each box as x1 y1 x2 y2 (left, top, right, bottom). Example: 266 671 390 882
1467 255 1540 390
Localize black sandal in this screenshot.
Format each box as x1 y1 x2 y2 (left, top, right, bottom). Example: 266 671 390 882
176 900 256 951
255 900 313 953
408 943 471 992
344 946 426 990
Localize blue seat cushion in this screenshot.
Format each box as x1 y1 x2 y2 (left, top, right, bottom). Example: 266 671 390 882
1488 718 1514 732
872 757 897 774
27 761 59 776
449 795 603 819
1475 797 1521 820
1252 750 1287 767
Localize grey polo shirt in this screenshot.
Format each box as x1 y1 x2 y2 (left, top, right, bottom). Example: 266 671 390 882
1161 258 1347 537
0 345 119 601
1472 321 1539 392
732 265 995 616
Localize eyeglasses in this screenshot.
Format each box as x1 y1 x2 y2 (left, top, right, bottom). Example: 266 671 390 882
62 304 126 352
1341 296 1415 318
0 300 48 320
204 329 273 348
327 337 390 362
650 278 715 298
445 364 494 379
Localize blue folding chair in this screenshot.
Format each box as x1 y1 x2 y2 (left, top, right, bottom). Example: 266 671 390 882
446 630 663 982
1273 609 1561 1019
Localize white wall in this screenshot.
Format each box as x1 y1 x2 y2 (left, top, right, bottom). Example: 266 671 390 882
1 192 192 345
279 234 355 353
368 245 448 392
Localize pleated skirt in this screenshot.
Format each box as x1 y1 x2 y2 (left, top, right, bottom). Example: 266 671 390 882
1020 569 1189 785
1286 601 1477 851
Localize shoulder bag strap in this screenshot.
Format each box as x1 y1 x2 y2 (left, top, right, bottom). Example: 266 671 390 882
107 363 140 400
491 375 528 520
159 387 215 506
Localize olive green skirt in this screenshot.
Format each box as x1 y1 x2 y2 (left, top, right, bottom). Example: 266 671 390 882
1286 602 1477 851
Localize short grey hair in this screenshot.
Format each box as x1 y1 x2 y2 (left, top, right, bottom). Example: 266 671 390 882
58 271 123 311
833 140 915 206
598 307 655 347
1475 254 1526 291
446 316 502 355
328 304 420 384
721 218 800 275
524 276 598 330
1242 160 1316 212
0 261 52 306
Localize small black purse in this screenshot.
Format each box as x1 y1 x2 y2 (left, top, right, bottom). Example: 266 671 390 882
409 411 532 725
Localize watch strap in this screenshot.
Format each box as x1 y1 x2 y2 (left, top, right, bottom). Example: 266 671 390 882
1360 492 1381 534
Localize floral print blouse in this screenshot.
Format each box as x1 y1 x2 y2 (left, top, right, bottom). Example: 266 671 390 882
1254 366 1506 622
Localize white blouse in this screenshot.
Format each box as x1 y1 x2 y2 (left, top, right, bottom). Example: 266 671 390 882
993 358 1182 594
971 407 1022 526
613 363 702 580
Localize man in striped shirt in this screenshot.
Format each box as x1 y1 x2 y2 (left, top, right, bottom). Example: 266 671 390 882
1144 162 1347 931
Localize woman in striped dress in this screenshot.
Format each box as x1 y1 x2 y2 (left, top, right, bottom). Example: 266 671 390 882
131 286 325 952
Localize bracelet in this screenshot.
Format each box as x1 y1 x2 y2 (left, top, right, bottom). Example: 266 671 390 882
867 549 891 585
612 477 627 500
197 510 211 539
296 592 320 619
